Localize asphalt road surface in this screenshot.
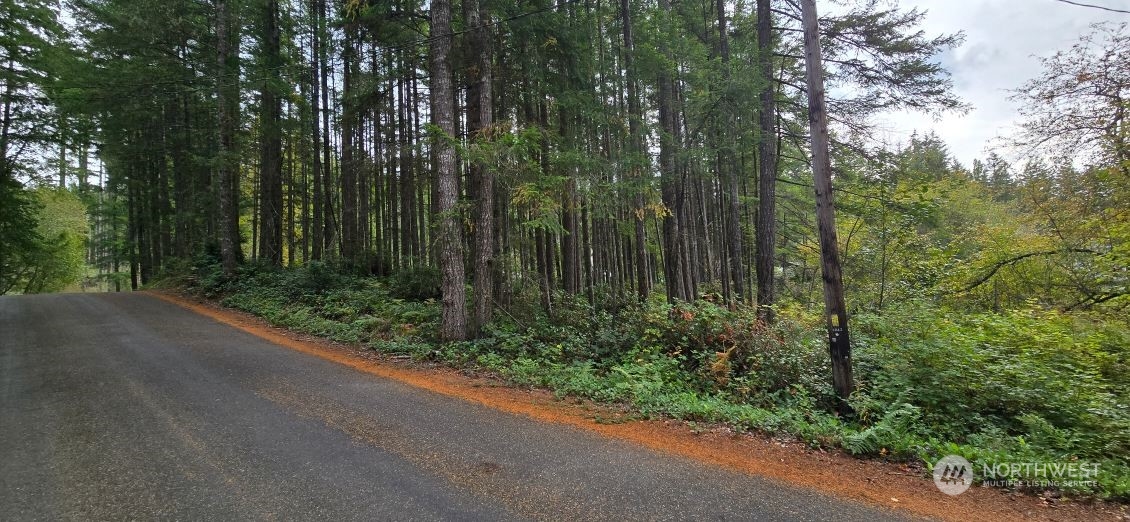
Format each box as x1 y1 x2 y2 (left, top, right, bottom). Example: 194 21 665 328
0 293 912 521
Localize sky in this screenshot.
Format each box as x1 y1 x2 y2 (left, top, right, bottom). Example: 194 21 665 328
861 0 1122 168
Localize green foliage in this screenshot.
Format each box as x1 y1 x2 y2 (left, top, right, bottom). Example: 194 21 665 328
841 403 925 457
850 303 1129 497
0 0 64 180
187 261 438 348
0 178 43 294
0 185 89 294
387 262 441 300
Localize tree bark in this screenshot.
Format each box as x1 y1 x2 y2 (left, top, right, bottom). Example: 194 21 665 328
257 0 283 265
319 0 334 258
659 0 687 302
560 112 579 295
58 134 66 188
171 96 191 258
339 24 359 263
430 0 467 341
755 0 778 320
310 0 324 261
717 0 745 304
399 58 416 265
464 0 495 335
215 0 240 276
800 0 853 408
620 0 649 300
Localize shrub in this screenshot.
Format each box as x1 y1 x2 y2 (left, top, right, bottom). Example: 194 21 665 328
387 262 440 300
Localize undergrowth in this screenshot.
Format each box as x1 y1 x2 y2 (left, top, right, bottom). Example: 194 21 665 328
177 259 1130 501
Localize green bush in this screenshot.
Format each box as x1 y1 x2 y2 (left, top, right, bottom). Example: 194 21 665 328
851 302 1129 498
387 262 440 300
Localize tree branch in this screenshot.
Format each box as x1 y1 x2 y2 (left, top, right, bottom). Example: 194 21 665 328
961 249 1099 293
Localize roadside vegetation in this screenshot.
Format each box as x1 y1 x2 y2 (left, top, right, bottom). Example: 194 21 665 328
170 255 1130 501
0 183 91 295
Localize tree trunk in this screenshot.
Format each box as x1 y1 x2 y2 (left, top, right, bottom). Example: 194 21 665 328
755 0 778 320
800 0 853 408
58 134 66 188
658 0 687 302
128 174 139 290
620 0 648 300
286 99 296 266
319 0 334 258
257 0 283 265
171 95 191 258
386 55 400 269
464 0 495 335
411 73 427 263
399 60 416 265
78 140 89 191
430 0 467 341
155 131 171 270
340 25 359 263
310 0 324 261
716 0 744 304
215 0 240 276
560 112 579 295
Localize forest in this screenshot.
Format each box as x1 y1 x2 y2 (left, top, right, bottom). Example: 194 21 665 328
1 0 1127 500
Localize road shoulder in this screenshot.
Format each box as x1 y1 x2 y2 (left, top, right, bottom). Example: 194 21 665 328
148 290 1126 522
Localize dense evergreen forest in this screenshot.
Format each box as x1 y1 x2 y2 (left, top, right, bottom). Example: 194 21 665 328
1 0 1127 500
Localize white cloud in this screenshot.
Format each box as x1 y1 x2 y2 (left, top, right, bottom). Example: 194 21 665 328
863 0 1121 167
